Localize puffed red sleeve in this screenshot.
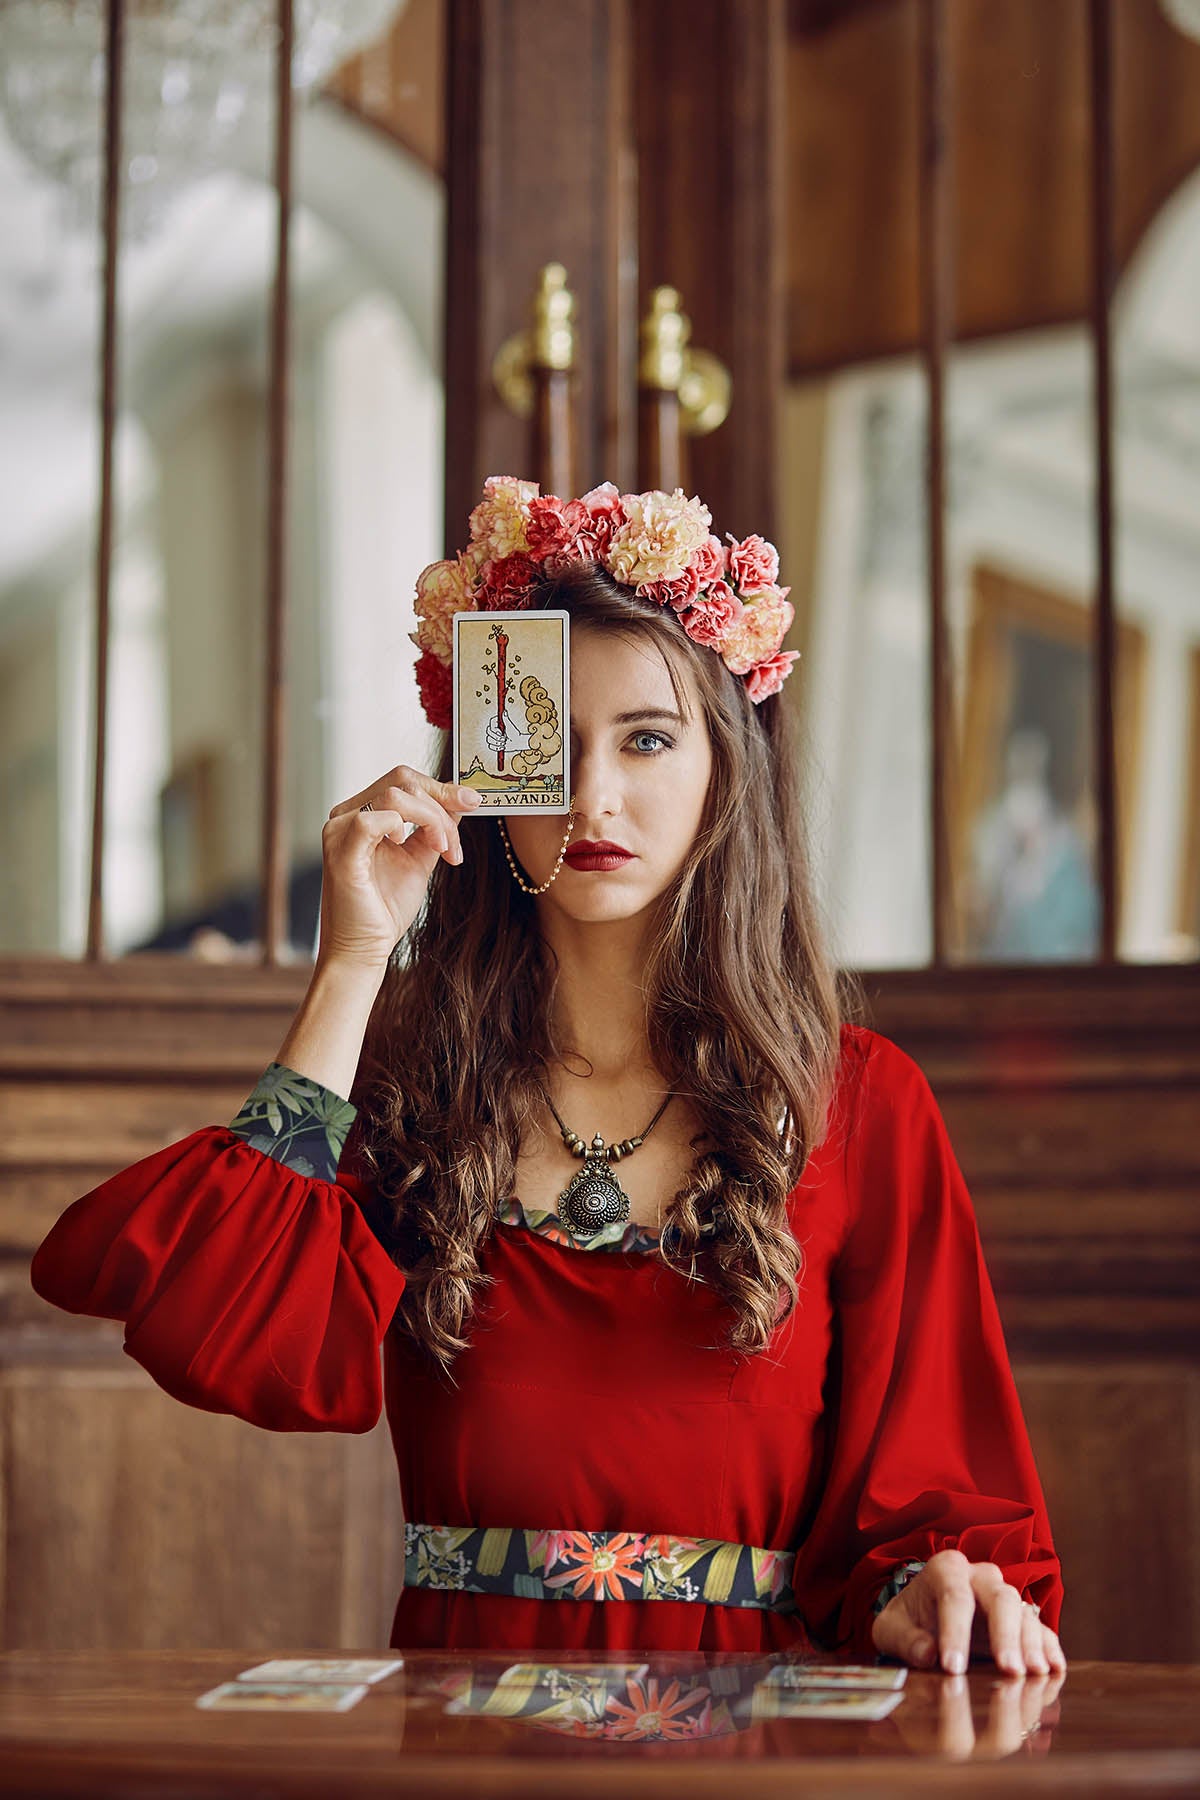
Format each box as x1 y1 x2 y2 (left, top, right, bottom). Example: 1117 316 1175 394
791 1028 1063 1661
29 1116 406 1435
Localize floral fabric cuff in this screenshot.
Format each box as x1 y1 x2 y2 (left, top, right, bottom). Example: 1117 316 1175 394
871 1559 928 1617
228 1062 358 1182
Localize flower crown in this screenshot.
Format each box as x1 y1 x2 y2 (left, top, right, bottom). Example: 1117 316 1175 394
408 476 799 729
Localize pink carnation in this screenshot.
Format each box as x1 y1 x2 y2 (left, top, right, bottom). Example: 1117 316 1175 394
680 580 744 647
744 649 800 703
577 482 626 556
690 534 727 587
726 533 780 593
641 561 701 613
476 552 538 609
415 648 452 728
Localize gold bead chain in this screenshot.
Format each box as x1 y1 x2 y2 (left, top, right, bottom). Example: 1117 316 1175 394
497 799 578 894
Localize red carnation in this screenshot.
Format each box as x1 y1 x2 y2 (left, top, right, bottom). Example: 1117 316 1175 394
477 552 538 609
415 648 452 728
526 496 585 560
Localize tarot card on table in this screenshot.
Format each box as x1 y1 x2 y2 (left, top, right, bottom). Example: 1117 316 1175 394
195 1681 369 1712
235 1658 403 1686
452 610 570 814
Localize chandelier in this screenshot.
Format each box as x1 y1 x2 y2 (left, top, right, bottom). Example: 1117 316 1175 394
0 1 407 239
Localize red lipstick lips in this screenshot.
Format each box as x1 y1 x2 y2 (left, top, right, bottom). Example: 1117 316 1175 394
564 840 634 871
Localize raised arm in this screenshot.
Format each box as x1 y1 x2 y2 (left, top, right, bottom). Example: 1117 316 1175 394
29 768 483 1433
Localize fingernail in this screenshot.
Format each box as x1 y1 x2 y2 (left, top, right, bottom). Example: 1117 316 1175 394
458 787 482 805
945 1650 966 1675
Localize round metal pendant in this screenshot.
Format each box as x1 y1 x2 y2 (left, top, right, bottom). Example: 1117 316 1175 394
556 1156 631 1235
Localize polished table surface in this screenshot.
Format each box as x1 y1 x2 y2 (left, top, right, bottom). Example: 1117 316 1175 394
1 1649 1198 1797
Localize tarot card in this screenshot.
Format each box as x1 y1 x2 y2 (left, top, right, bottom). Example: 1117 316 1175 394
443 1662 651 1721
452 610 570 814
236 1658 403 1686
761 1662 908 1691
750 1684 906 1722
195 1681 369 1712
497 1661 650 1692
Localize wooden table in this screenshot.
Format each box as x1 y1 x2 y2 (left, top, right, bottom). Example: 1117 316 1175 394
1 1650 1197 1796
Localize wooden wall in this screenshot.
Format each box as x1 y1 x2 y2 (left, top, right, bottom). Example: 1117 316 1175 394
864 963 1200 1663
4 958 1199 1658
0 960 401 1652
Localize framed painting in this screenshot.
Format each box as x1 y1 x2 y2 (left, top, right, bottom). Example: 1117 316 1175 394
955 563 1146 963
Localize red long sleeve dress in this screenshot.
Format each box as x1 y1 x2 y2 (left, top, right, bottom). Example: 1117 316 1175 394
29 1023 1063 1661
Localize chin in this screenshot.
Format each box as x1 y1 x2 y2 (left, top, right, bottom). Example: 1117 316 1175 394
545 884 657 923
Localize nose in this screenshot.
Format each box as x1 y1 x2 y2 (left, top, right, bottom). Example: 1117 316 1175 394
568 744 623 826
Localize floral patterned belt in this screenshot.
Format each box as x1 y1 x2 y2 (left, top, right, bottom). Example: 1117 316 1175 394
403 1522 797 1612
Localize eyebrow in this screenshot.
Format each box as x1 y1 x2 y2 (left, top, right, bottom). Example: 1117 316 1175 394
609 709 686 726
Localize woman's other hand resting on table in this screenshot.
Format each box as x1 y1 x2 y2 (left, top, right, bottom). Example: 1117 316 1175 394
871 1550 1067 1675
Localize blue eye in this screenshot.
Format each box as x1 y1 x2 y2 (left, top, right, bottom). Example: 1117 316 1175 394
631 731 673 755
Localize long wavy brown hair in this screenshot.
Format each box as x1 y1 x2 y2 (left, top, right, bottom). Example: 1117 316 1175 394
352 563 846 1370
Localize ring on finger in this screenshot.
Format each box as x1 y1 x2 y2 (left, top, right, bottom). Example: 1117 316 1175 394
360 801 374 812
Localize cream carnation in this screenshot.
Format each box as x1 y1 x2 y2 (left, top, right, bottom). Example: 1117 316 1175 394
605 488 712 588
410 611 453 663
468 475 538 558
719 585 794 675
413 556 475 663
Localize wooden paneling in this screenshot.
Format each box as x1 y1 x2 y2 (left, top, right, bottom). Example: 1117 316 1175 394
325 0 445 174
0 1363 400 1651
862 962 1200 1660
1016 1366 1200 1665
0 956 409 1653
330 3 1200 385
442 0 636 540
787 0 1200 374
633 0 787 545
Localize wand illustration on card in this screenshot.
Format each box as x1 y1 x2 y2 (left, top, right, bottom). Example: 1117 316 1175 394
452 610 571 814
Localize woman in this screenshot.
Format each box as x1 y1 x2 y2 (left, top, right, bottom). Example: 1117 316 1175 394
31 479 1064 1678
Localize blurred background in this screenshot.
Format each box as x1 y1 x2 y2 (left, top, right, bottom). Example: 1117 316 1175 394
2 0 1199 965
1 0 1198 1663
